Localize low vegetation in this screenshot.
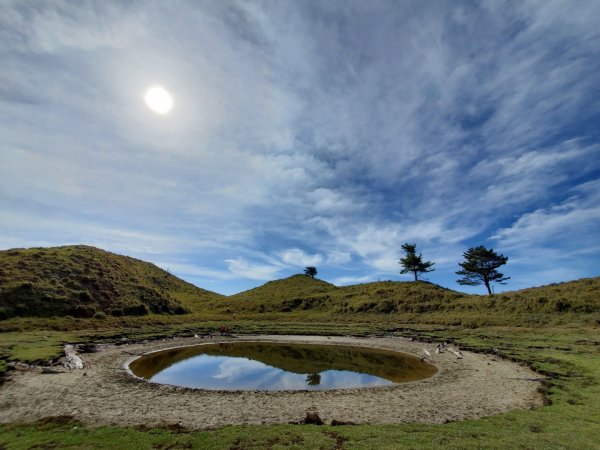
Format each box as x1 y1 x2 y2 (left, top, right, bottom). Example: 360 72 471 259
1 324 599 449
0 245 598 448
220 275 599 327
2 246 597 329
0 245 222 319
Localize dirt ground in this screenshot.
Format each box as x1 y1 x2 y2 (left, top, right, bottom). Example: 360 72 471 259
0 335 544 429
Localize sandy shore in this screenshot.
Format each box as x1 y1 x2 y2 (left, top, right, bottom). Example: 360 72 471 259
0 335 543 429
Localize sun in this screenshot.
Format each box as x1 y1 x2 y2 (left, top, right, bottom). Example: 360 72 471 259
144 85 173 114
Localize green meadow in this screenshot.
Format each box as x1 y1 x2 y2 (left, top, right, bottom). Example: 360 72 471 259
1 246 599 449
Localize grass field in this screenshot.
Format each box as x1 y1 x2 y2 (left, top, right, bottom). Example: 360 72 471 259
1 246 598 448
1 319 599 449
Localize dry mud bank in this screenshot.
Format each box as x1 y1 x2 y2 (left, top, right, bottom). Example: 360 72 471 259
0 335 543 429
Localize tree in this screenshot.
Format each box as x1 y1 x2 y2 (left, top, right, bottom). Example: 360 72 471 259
456 246 510 295
399 243 435 281
306 372 321 386
304 266 317 278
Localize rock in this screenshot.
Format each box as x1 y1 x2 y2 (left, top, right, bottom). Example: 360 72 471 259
62 344 85 369
42 367 65 374
330 419 355 426
77 344 99 353
8 362 32 371
303 411 323 425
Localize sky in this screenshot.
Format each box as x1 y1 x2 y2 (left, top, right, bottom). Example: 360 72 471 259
1 0 599 295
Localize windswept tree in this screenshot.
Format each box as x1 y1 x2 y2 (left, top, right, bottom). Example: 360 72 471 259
456 246 510 295
304 266 317 278
399 243 435 281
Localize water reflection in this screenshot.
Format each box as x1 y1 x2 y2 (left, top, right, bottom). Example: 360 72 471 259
306 372 321 386
129 342 437 391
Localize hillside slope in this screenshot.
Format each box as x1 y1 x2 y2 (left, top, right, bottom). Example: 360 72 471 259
219 275 600 325
224 274 336 312
221 277 464 314
1 245 597 325
0 246 223 319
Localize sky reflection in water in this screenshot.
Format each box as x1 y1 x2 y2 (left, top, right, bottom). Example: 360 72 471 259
151 355 393 390
131 342 437 391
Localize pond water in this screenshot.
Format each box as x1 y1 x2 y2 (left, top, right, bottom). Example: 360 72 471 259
129 342 437 391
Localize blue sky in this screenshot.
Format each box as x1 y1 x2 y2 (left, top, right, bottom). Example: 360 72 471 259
1 1 599 295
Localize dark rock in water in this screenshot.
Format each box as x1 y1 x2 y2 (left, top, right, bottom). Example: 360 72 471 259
303 411 323 425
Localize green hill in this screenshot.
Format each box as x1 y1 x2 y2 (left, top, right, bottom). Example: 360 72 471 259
217 277 465 315
0 245 223 319
1 245 597 326
224 274 337 312
217 275 599 325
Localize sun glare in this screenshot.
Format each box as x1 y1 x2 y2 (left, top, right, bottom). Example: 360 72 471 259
144 86 173 114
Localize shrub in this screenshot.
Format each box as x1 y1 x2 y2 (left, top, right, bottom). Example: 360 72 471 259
123 304 148 316
174 306 188 315
555 300 571 313
78 290 92 302
72 305 96 318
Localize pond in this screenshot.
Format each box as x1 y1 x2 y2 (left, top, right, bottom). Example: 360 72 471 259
129 342 437 391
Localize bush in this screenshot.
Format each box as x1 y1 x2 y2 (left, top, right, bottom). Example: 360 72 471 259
93 311 107 319
123 304 148 316
72 305 96 318
555 300 571 313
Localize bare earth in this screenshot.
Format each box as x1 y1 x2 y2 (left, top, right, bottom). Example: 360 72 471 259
0 335 543 428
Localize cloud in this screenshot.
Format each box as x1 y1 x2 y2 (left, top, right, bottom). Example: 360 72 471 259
0 1 145 54
326 250 352 265
212 358 268 380
331 274 379 286
225 257 282 281
1 1 599 292
277 248 323 267
154 262 235 281
492 188 600 249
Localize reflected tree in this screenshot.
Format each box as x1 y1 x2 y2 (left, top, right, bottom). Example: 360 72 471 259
306 372 321 386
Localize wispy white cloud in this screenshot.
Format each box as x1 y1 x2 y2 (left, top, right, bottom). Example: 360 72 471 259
277 248 323 267
331 274 379 286
1 1 599 293
225 257 282 281
492 186 600 249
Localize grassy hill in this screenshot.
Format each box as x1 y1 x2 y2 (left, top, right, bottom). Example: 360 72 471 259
225 274 336 312
0 245 223 319
1 244 597 327
0 248 598 449
219 275 600 326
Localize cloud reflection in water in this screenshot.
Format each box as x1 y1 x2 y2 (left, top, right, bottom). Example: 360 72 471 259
150 355 394 390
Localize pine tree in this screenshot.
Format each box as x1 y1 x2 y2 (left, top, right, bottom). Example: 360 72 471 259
456 246 510 295
304 266 317 278
399 243 435 281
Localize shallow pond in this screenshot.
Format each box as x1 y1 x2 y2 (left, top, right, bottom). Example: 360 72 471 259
129 342 437 391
